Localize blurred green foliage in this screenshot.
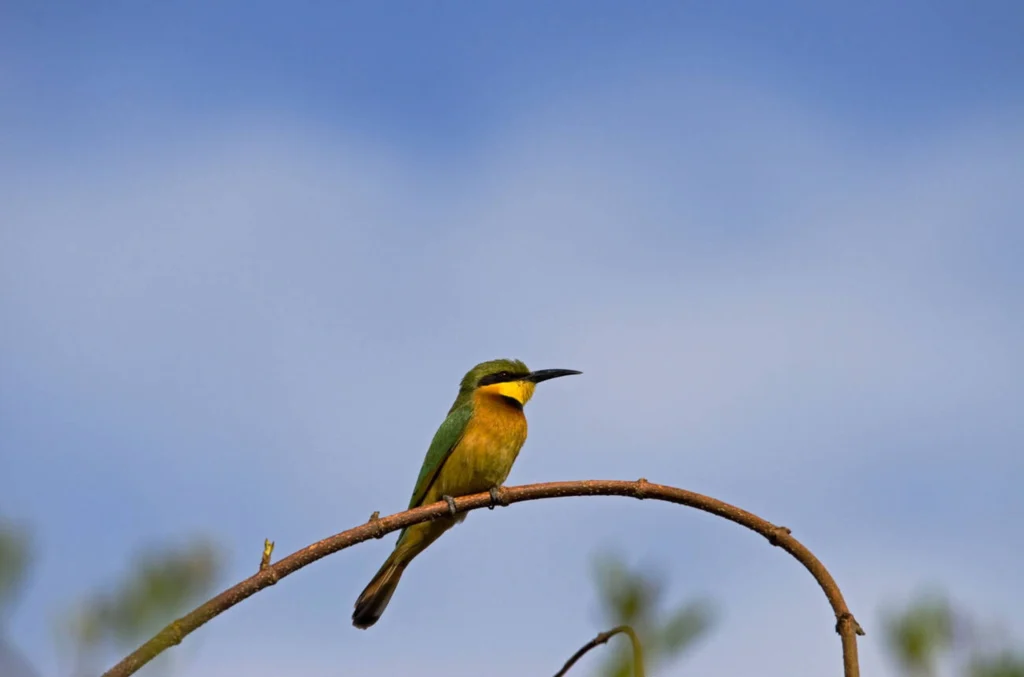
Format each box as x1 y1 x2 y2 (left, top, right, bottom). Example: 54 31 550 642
585 554 1023 677
0 514 222 676
0 519 32 620
884 591 1024 677
0 520 38 677
968 652 1024 677
884 591 957 677
591 551 715 677
66 538 221 672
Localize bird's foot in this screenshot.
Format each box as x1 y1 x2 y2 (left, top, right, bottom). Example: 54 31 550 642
488 486 509 509
442 495 458 516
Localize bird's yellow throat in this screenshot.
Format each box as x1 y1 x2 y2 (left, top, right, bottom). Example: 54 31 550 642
478 379 536 405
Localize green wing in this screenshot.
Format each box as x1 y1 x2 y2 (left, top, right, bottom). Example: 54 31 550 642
406 402 473 511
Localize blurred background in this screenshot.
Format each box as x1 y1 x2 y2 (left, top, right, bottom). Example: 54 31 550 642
1 2 1022 676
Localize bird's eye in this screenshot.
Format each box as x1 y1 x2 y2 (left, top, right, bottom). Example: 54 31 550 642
498 371 510 378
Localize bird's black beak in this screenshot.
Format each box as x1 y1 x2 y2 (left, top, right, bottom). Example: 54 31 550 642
524 368 582 384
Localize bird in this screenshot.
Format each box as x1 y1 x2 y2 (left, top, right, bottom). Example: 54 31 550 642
351 358 581 629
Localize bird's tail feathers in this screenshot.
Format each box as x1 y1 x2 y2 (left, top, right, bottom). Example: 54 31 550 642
352 550 407 629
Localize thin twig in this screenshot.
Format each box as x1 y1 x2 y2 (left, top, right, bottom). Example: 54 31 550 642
554 625 645 677
101 478 863 677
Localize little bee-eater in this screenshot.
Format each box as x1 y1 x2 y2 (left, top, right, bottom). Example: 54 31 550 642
351 358 581 629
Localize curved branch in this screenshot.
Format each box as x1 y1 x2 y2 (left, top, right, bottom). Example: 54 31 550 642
554 625 645 677
101 478 863 677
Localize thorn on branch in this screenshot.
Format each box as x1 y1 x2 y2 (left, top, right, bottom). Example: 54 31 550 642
259 539 275 572
554 625 645 677
767 525 792 546
836 611 866 636
366 511 386 539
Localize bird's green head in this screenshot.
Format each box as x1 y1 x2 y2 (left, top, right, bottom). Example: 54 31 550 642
459 358 581 406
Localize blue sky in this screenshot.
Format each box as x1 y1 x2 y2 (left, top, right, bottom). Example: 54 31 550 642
2 2 1022 676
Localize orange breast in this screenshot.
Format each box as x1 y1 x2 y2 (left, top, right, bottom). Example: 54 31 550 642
431 392 528 500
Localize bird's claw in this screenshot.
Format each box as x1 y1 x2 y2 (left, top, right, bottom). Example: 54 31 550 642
488 486 506 509
442 495 458 516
